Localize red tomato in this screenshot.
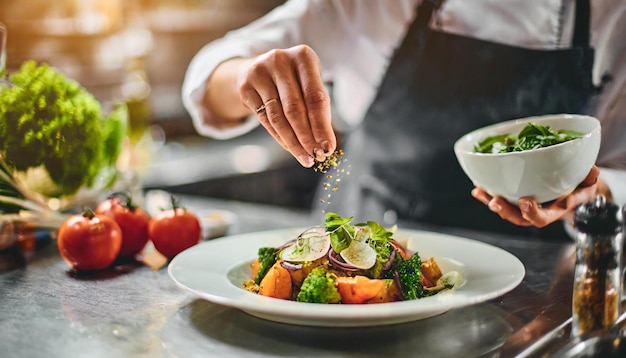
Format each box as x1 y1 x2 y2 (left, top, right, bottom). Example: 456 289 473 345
149 207 201 259
57 210 122 271
96 193 151 258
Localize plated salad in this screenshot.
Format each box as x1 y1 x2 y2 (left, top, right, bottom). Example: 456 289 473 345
243 213 461 304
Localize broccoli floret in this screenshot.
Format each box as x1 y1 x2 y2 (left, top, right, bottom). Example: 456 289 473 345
392 252 426 300
296 266 342 303
254 247 278 284
0 60 127 197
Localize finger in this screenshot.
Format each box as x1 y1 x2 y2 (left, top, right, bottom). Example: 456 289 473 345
240 80 290 152
558 185 600 223
263 96 315 167
472 188 529 225
566 185 599 207
471 187 492 206
269 53 323 161
519 177 601 227
293 46 336 159
272 72 319 160
239 81 264 114
258 56 317 167
257 110 291 152
490 196 533 226
246 59 315 167
579 165 599 187
518 198 564 228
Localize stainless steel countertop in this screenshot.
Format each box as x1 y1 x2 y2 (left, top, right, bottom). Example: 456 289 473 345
0 195 578 357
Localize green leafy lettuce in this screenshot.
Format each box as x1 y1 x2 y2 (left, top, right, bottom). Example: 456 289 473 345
0 60 127 198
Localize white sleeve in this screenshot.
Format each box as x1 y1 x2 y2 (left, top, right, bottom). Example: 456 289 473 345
181 37 260 140
181 0 327 140
181 0 417 139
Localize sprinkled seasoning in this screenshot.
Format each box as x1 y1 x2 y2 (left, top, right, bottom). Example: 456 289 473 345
313 149 345 173
314 149 350 213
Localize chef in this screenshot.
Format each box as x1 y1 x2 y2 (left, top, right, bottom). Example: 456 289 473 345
182 0 626 237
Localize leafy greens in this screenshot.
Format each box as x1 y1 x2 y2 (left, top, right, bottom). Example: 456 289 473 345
0 60 127 198
474 122 583 154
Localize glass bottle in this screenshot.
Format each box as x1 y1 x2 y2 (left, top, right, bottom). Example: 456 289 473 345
572 195 624 337
0 21 6 79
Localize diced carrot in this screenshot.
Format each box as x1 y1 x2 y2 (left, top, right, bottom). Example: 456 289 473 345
421 257 442 287
250 259 260 279
421 275 434 288
336 276 387 304
259 262 293 300
366 279 402 304
288 258 327 287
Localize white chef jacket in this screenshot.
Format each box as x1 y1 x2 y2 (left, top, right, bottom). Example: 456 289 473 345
182 0 626 206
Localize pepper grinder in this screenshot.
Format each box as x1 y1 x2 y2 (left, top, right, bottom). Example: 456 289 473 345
572 195 624 337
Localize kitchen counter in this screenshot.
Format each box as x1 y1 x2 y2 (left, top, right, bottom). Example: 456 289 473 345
0 195 582 357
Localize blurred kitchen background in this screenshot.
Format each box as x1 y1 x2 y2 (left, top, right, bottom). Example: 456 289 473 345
0 0 325 210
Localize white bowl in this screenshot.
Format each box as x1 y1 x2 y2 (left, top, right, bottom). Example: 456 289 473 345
454 114 601 204
199 209 237 239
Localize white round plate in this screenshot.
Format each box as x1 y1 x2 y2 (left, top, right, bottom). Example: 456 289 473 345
168 228 525 327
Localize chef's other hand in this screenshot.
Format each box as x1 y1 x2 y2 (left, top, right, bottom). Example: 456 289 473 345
471 166 607 227
238 45 336 168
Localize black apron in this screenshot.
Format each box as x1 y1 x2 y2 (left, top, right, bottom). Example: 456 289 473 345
319 0 596 238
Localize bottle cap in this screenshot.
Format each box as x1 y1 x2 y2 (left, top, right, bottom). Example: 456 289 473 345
574 195 624 235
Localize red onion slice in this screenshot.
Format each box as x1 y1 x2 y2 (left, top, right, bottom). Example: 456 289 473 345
382 248 397 272
280 261 303 271
328 249 360 272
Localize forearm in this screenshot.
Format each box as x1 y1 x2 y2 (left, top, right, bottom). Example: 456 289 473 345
204 57 255 123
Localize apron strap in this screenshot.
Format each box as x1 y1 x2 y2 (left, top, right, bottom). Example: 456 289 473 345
573 0 590 47
415 0 441 27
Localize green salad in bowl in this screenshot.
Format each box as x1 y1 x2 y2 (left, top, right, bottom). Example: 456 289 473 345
474 122 584 154
454 114 601 204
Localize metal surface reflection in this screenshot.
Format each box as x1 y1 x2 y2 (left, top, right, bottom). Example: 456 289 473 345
0 195 580 357
158 299 511 358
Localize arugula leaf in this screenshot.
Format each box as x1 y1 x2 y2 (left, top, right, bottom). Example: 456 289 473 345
324 212 355 253
323 213 396 277
365 221 392 261
363 221 393 278
473 134 515 153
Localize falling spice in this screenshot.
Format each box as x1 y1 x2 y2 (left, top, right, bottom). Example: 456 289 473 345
313 149 345 173
313 149 350 213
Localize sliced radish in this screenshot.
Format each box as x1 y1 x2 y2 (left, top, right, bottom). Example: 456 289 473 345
353 225 371 241
425 271 463 293
340 239 377 270
279 227 331 262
